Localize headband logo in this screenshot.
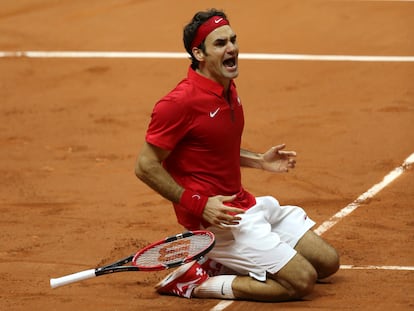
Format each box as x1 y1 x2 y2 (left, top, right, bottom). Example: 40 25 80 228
191 16 230 49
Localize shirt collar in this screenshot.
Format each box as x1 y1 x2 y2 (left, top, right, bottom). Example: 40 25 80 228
187 66 236 98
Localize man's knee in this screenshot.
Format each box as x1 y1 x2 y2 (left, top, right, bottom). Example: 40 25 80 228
273 254 318 299
232 266 317 302
318 247 340 279
289 265 317 298
295 230 340 279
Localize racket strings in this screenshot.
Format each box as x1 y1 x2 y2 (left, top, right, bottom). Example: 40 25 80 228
133 234 213 266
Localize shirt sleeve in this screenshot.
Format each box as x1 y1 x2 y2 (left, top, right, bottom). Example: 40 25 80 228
145 95 191 151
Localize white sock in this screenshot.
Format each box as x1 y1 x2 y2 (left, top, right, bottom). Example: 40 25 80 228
193 275 237 299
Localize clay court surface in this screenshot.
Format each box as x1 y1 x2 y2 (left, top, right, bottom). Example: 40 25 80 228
1 0 413 310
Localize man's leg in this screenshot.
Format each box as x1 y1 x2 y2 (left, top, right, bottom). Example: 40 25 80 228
195 230 340 301
295 230 340 279
194 252 317 302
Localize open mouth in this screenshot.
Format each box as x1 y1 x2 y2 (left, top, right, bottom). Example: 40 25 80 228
223 56 237 69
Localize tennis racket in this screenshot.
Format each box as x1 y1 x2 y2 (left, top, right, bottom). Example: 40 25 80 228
50 230 215 288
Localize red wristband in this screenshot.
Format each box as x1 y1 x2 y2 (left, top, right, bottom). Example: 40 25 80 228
179 189 208 217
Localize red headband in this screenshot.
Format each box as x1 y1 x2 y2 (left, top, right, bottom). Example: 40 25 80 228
191 16 230 49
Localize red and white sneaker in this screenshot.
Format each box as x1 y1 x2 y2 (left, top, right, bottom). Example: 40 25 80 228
155 261 208 298
199 257 225 277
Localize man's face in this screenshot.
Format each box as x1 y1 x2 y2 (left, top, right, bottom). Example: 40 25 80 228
199 25 239 86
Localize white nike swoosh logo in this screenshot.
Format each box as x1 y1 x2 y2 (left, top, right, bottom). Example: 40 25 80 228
214 18 223 24
209 108 220 118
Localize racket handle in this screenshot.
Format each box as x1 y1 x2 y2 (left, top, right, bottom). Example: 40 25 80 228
50 269 96 288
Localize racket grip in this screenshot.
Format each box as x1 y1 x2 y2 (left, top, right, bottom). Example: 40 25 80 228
50 269 96 288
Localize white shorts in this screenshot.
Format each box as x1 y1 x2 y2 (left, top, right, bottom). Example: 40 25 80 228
207 196 315 281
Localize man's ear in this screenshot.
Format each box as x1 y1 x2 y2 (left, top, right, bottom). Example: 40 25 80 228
192 47 205 62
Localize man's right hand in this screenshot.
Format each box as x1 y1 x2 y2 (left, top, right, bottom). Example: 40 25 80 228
202 195 245 229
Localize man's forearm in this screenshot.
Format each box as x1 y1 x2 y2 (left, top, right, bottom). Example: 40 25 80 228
135 160 183 204
240 148 264 169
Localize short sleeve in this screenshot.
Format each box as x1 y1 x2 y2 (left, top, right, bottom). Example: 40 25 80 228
145 96 191 151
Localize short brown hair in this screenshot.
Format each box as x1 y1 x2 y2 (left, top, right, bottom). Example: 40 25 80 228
183 9 228 69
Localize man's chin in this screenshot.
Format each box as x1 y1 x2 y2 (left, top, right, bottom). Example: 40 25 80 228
225 69 239 79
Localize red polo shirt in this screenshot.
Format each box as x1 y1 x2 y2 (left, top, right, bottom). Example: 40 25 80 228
146 67 255 229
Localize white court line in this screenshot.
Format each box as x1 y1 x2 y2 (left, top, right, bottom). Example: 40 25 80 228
314 152 414 235
1 51 414 62
340 265 414 271
209 301 234 311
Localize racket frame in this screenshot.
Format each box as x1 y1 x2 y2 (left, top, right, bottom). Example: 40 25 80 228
50 230 215 288
132 230 215 270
